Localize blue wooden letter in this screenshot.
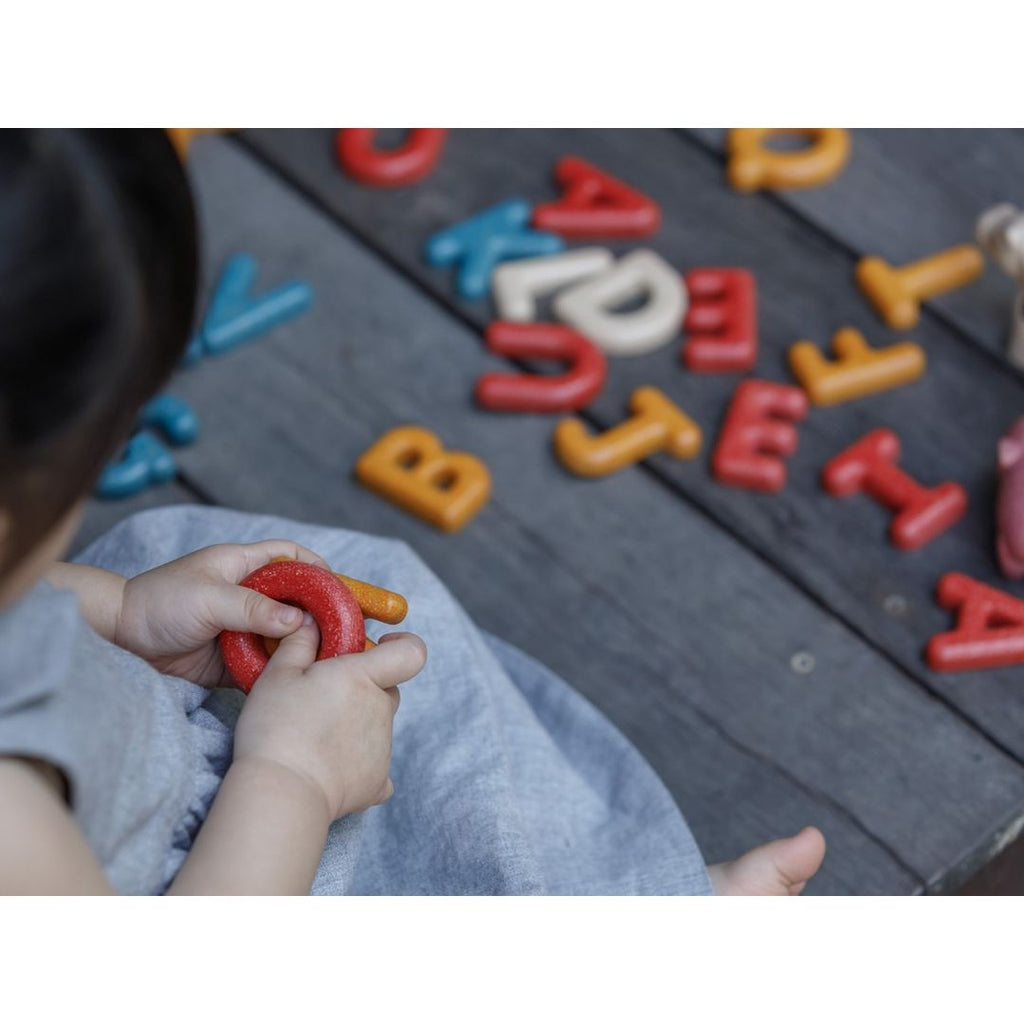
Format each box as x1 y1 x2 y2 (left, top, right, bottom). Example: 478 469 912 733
424 199 564 301
201 253 313 356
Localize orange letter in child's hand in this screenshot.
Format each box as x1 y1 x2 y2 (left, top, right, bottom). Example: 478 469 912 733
554 387 701 477
727 129 851 192
355 426 491 532
788 328 926 406
268 557 407 623
333 573 408 625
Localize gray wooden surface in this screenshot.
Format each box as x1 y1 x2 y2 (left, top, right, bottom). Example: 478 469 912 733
70 133 1024 894
240 129 1024 766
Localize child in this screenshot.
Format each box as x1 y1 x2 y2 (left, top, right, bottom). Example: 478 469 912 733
0 130 825 895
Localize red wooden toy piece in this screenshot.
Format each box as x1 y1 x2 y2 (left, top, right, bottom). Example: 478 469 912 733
531 156 661 238
682 268 758 373
335 129 447 187
821 428 967 550
996 417 1024 579
220 561 366 693
475 322 607 413
711 380 808 492
927 573 1024 672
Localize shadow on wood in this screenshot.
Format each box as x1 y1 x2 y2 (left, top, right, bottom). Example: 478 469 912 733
956 834 1024 895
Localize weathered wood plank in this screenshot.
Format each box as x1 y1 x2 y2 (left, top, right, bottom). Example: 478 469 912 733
688 128 1024 362
166 135 1024 893
239 128 1024 765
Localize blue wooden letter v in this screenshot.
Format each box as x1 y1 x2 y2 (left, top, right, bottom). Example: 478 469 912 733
201 253 313 356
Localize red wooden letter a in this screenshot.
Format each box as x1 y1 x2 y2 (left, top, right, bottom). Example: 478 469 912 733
532 156 661 238
927 573 1024 671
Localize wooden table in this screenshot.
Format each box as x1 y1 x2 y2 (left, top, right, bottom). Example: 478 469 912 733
74 130 1024 894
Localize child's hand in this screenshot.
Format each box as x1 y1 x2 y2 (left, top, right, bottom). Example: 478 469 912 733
234 624 427 819
115 541 333 686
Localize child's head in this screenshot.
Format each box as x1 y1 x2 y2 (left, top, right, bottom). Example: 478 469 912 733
0 129 198 575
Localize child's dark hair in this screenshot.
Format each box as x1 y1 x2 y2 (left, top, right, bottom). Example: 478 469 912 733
0 129 198 568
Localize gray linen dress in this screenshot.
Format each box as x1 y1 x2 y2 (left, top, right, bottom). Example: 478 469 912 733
0 506 712 895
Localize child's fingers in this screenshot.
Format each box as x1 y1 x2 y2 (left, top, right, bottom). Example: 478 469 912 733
265 618 321 673
236 539 331 573
202 540 332 581
208 583 305 637
337 632 427 689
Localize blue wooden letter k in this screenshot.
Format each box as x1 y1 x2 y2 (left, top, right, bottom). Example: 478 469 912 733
424 199 564 301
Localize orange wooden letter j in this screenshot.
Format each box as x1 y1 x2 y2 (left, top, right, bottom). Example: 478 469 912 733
554 387 701 477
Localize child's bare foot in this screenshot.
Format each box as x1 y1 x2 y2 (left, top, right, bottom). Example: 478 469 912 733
709 827 826 895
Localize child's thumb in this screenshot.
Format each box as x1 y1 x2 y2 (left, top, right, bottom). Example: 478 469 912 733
352 632 427 688
267 615 321 672
213 583 304 637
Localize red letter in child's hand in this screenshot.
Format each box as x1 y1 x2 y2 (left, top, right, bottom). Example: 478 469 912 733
220 562 366 693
